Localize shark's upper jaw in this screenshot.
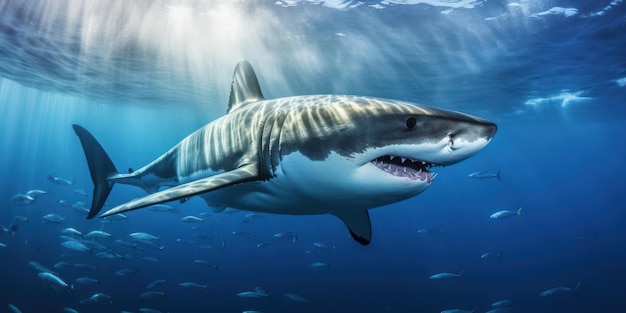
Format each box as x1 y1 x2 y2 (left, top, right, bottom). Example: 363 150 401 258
360 117 497 186
371 155 436 183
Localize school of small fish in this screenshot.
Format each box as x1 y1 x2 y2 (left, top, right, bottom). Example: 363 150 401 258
2 178 337 313
418 171 581 312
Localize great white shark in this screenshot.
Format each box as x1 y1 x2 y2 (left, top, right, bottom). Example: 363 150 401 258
73 60 497 245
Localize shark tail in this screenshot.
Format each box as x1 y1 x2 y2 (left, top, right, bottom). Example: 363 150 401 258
497 170 501 181
517 207 522 216
72 125 119 219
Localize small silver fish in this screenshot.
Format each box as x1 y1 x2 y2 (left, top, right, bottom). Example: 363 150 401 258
430 271 464 280
74 189 88 196
140 291 167 298
129 232 159 242
43 214 64 224
47 174 74 186
58 200 72 207
61 241 91 253
284 293 309 302
480 252 502 259
491 300 513 307
115 268 137 277
193 260 219 271
141 256 159 263
39 272 72 292
232 231 252 238
179 282 208 289
10 194 35 206
312 242 335 249
273 231 297 243
28 261 58 275
61 228 83 237
75 277 99 285
237 291 268 298
147 279 167 289
256 242 273 248
181 216 204 223
468 170 501 180
26 189 47 198
54 261 71 269
82 293 112 304
490 208 522 219
73 263 97 270
86 230 112 239
47 175 74 186
540 281 581 296
237 287 269 298
417 228 444 235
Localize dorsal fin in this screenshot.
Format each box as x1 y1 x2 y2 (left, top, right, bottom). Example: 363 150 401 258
227 60 265 113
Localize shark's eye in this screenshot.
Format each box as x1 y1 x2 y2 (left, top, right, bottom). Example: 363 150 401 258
406 117 416 129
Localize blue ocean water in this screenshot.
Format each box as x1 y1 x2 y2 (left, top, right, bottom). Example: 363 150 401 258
1 0 625 312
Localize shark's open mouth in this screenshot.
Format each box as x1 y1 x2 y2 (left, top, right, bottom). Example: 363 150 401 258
372 155 436 182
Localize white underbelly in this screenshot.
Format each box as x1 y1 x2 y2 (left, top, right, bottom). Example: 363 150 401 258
200 176 326 215
190 151 398 215
197 159 352 215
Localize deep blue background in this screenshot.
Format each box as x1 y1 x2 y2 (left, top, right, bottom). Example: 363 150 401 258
1 1 625 312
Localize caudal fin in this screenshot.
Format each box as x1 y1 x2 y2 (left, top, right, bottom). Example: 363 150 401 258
72 125 118 219
497 170 501 181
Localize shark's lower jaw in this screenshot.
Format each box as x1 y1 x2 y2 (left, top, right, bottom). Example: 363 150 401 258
372 155 436 183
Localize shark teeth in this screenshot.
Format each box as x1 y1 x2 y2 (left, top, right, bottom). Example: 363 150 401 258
371 155 435 182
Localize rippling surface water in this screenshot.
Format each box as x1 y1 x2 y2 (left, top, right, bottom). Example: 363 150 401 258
0 1 625 312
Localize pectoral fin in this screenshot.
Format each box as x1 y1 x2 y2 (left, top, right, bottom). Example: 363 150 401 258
333 210 372 245
100 164 259 218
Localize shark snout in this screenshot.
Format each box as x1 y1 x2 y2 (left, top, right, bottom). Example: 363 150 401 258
439 121 497 165
482 123 497 141
448 121 496 144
